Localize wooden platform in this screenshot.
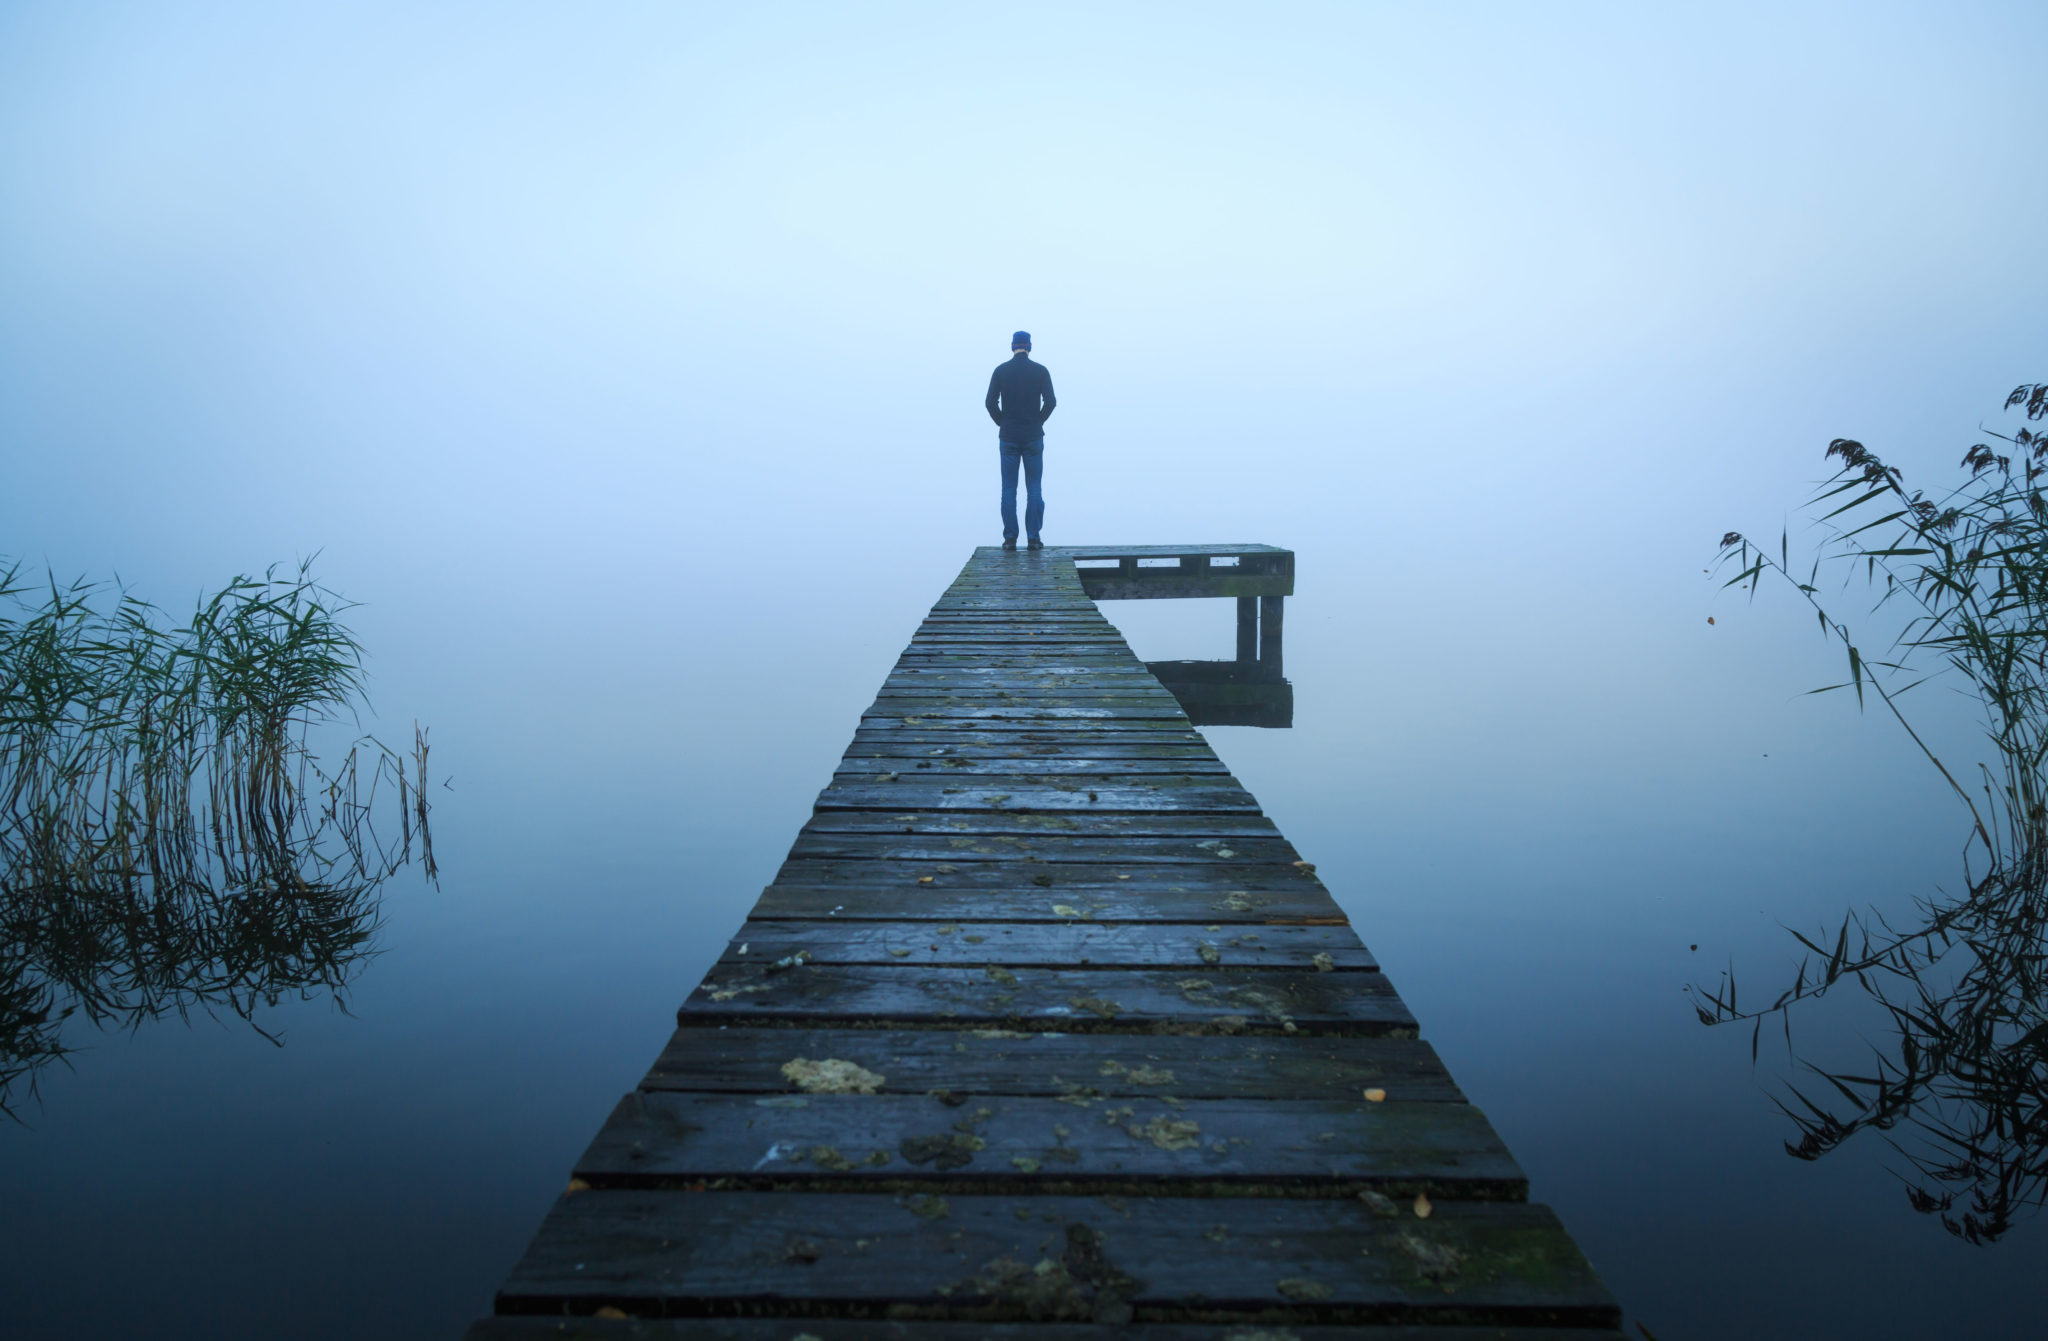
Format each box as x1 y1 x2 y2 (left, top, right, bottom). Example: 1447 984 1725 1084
468 545 1621 1338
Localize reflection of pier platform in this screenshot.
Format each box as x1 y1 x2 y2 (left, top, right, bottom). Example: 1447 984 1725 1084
1145 658 1294 728
468 545 1620 1336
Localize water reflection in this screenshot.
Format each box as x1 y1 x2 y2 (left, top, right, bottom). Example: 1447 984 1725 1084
1700 412 2048 1243
1696 879 2047 1243
0 869 385 1114
1146 655 1293 728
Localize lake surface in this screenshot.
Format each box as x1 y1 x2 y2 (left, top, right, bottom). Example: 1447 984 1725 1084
1 528 2041 1339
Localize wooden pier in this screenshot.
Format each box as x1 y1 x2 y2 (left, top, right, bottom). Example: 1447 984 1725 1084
467 545 1621 1339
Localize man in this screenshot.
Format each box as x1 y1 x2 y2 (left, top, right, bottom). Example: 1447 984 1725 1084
983 330 1056 550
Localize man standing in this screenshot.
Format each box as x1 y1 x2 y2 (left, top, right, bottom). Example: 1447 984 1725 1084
984 330 1056 550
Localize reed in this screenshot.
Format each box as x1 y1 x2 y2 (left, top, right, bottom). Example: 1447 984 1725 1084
0 559 433 1115
1698 382 2048 1242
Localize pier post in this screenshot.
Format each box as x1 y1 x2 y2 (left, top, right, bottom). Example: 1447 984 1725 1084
1259 593 1285 678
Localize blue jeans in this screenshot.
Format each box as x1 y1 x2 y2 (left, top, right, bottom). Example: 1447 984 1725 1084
1000 440 1044 540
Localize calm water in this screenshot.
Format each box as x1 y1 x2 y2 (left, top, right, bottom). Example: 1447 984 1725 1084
1 531 2042 1338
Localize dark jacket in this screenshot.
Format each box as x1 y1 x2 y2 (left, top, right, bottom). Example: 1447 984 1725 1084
985 353 1056 445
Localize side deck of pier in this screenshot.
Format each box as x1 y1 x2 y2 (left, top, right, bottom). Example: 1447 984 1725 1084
467 545 1621 1338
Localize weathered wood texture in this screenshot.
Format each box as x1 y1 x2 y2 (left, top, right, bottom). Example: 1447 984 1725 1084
1072 544 1295 602
465 1324 1625 1341
474 545 1620 1337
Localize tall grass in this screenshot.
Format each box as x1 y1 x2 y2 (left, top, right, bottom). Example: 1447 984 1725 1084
1697 382 2048 1242
0 559 434 1115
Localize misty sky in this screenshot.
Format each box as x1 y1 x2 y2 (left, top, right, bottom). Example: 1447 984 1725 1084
6 1 2043 841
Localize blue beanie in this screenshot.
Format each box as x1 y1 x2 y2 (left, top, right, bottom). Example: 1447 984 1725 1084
1011 330 1031 350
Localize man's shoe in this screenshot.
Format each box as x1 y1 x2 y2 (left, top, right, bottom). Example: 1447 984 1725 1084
1002 537 1018 550
1027 537 1044 550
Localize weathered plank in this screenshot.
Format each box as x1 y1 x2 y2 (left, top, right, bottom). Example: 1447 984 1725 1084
848 729 1211 749
678 964 1415 1036
837 757 1236 777
718 919 1374 969
813 782 1261 814
863 704 1192 723
906 633 1133 644
495 1192 1618 1327
885 671 1167 681
796 813 1286 842
750 882 1349 925
825 775 1243 792
574 1091 1524 1197
918 609 1116 618
861 714 1200 733
1078 573 1293 601
1061 544 1293 558
641 1028 1464 1102
878 687 1188 702
843 739 1222 758
468 1323 1623 1341
912 625 1121 636
781 833 1302 864
891 655 1152 666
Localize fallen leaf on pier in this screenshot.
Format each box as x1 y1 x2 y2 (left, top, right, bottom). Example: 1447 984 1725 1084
1358 1189 1398 1216
1277 1278 1332 1301
1413 1193 1433 1219
1129 1114 1202 1149
782 1058 886 1094
1362 1087 1387 1103
1398 1231 1464 1279
1069 994 1123 1018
